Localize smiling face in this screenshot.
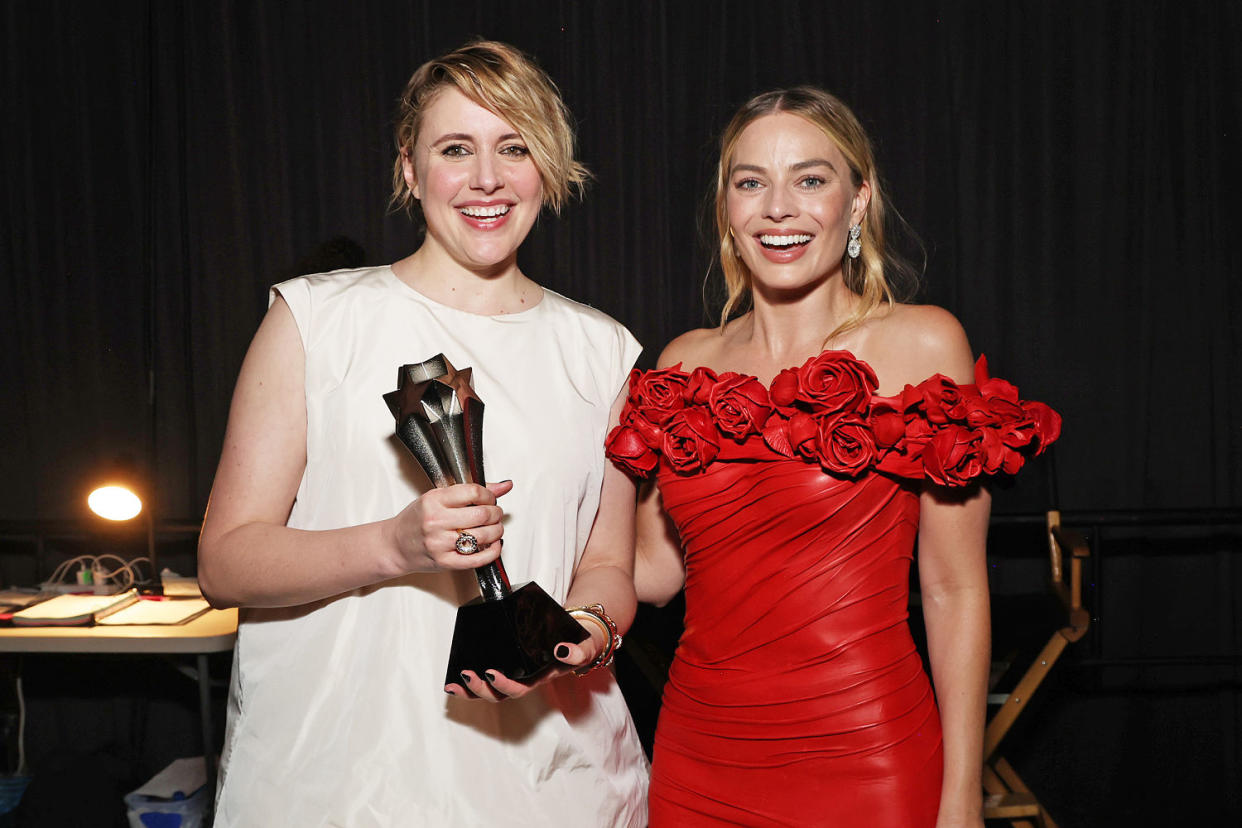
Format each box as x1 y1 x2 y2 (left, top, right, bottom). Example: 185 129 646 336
725 111 870 295
402 88 543 274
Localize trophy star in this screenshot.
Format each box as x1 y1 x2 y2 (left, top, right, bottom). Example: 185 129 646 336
384 355 480 427
435 361 481 409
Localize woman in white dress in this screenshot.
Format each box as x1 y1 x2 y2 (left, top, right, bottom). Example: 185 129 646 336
198 40 649 827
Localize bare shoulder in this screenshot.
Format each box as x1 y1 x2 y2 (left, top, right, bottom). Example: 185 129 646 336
870 304 975 387
657 327 720 371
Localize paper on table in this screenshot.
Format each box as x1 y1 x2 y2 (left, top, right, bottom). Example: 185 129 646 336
10 590 139 626
96 597 211 626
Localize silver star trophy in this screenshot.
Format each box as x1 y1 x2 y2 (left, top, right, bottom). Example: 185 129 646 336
384 354 588 685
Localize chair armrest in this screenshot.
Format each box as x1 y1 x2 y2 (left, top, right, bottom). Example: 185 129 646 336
1046 512 1091 639
1051 525 1090 559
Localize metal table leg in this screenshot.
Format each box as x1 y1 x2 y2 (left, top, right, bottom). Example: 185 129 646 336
198 653 216 825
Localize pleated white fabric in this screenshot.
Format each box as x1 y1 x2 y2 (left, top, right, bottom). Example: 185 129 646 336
213 265 649 827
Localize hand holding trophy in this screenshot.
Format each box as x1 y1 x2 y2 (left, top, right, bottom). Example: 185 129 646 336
384 354 589 687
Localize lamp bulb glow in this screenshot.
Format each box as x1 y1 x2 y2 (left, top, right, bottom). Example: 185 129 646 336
88 485 143 521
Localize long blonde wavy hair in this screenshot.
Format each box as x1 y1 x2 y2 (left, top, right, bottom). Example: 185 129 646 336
713 87 920 338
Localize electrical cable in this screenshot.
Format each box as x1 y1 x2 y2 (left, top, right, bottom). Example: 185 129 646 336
42 554 153 591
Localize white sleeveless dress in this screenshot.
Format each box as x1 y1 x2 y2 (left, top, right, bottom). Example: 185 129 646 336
214 265 649 827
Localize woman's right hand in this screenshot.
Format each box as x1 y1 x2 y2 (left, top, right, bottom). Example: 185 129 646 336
388 480 514 573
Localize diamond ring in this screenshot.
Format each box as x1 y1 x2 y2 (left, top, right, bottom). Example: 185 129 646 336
455 531 480 555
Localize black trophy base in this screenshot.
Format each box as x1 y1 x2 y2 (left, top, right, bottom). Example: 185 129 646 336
444 581 590 685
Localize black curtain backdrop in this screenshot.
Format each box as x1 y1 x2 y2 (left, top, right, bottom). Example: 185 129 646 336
2 3 1241 826
1 0 1238 522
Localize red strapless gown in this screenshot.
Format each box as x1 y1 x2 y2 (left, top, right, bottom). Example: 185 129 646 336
605 351 1060 827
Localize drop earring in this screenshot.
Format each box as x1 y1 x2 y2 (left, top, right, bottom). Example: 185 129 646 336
847 224 862 259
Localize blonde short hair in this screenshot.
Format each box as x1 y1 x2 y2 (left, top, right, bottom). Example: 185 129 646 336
391 40 588 216
713 86 920 336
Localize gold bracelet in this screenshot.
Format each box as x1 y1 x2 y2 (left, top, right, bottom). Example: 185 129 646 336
566 603 622 675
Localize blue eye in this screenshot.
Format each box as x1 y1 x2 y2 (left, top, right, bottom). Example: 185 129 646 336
735 178 761 191
799 176 825 189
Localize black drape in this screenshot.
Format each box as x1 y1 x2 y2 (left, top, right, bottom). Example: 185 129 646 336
2 3 1241 826
3 0 1238 521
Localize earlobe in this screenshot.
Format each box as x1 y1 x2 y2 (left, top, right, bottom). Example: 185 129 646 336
401 151 420 200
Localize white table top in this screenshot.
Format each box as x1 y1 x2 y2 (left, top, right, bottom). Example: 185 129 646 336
0 607 238 654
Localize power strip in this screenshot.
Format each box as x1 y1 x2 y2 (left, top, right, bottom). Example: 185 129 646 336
37 582 124 595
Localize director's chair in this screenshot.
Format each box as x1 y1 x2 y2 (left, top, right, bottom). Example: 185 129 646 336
982 508 1091 828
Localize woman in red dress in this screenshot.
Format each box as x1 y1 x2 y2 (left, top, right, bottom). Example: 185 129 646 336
605 87 1060 827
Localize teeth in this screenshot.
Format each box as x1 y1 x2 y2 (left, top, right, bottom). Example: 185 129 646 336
460 205 511 218
759 234 812 247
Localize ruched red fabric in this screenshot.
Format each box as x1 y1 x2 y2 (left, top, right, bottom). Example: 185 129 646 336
606 351 1060 827
653 459 941 826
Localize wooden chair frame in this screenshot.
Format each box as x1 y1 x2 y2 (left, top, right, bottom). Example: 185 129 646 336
982 509 1091 828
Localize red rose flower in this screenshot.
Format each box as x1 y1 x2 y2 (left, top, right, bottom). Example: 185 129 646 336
786 412 822 461
769 366 801 412
978 376 1020 404
621 404 663 447
628 365 689 424
816 414 878 477
892 411 936 457
605 425 659 478
914 375 970 424
871 395 933 477
869 401 909 448
1024 401 1062 453
708 374 772 439
964 396 1030 449
662 407 721 474
923 425 983 486
784 351 878 416
685 366 719 405
977 428 1024 475
964 394 1024 427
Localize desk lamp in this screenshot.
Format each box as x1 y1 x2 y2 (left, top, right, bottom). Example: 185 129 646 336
86 473 161 595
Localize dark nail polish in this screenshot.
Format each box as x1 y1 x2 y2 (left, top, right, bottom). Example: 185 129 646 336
555 644 570 659
484 671 497 683
444 687 455 695
460 672 470 684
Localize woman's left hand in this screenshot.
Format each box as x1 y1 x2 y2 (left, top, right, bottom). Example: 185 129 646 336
444 623 603 701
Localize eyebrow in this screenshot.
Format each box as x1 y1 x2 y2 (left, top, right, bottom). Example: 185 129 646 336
793 158 837 173
730 158 839 175
429 132 524 145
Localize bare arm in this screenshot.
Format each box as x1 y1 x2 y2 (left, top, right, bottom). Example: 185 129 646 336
891 307 989 827
920 483 991 828
634 479 686 605
562 395 641 634
627 333 716 605
197 297 508 608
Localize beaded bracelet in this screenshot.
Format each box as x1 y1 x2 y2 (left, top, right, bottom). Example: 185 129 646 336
567 603 622 675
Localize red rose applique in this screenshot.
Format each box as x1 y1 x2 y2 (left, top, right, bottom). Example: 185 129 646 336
661 407 721 474
603 425 659 478
627 365 689 424
708 374 772 440
605 353 1060 487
